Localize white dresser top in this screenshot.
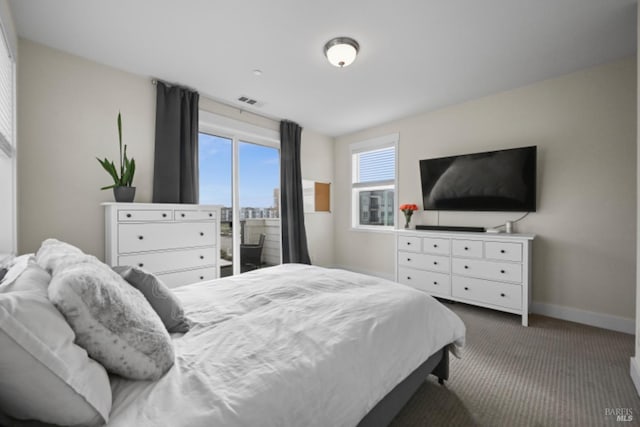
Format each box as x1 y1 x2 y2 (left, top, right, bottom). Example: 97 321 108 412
396 229 535 241
101 202 222 209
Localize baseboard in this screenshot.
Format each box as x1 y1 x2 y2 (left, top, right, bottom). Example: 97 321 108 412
531 302 634 334
631 357 640 396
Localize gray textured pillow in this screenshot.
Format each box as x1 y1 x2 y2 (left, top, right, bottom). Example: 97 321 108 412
113 266 191 333
48 262 175 380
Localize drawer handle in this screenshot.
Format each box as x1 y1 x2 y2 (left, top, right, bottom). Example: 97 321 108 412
200 276 204 280
464 246 469 250
500 293 506 297
433 244 438 248
433 261 438 265
200 255 204 260
162 213 167 218
464 265 469 269
464 286 469 291
181 213 186 217
407 242 411 246
200 232 204 236
500 269 506 274
126 213 132 218
433 281 438 285
407 258 411 262
138 263 144 268
138 235 144 240
406 276 411 280
209 213 213 217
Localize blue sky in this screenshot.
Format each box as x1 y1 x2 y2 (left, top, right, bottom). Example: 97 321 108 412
199 133 279 208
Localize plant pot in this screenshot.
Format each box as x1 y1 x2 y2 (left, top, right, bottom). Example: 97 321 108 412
113 186 136 203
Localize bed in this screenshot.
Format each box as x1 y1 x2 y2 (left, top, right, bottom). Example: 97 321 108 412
107 264 465 427
0 245 464 427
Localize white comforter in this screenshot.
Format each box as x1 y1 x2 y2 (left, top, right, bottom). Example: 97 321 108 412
107 264 465 427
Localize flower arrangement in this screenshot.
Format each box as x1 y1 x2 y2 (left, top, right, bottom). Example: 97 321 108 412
400 204 419 229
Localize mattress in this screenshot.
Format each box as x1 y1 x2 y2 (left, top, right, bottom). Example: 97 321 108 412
107 264 465 427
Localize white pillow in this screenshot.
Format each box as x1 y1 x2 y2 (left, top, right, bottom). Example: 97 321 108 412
0 263 112 426
49 262 175 380
0 254 35 289
36 238 100 275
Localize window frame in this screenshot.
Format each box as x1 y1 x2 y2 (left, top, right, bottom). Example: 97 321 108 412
350 133 399 232
0 5 16 256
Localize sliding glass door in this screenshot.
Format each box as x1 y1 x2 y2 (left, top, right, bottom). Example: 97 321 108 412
199 131 281 276
238 141 280 270
199 133 234 276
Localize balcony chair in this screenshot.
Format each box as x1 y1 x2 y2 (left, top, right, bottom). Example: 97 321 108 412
241 233 265 271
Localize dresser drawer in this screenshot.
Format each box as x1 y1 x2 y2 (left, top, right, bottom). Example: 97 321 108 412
398 251 449 273
451 258 522 283
398 236 421 252
118 222 217 253
157 267 217 289
398 267 451 297
452 276 521 310
175 210 217 221
118 247 216 274
451 239 483 258
485 241 522 262
118 209 172 222
421 237 450 255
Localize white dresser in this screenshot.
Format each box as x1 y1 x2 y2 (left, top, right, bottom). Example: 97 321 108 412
396 230 535 326
103 203 222 288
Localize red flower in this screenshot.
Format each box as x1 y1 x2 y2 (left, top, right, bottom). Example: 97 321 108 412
399 204 419 211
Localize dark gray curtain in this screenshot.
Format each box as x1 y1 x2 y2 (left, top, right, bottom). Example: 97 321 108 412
280 120 311 264
152 81 199 204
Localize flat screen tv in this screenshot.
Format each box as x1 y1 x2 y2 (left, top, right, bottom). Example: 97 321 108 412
419 146 537 212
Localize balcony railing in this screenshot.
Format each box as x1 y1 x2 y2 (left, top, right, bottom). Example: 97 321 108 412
219 218 281 276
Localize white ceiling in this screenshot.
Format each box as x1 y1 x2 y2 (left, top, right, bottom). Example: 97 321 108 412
9 0 638 137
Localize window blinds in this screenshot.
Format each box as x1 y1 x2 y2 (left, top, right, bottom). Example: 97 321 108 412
356 146 395 183
0 29 13 157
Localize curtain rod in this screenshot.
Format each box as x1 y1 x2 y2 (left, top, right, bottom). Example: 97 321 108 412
151 78 284 125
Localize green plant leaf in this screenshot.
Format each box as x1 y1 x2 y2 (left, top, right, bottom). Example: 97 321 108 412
118 112 123 178
97 157 119 183
128 158 136 186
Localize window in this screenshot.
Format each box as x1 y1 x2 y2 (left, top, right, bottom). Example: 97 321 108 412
0 11 16 256
351 134 398 229
0 23 14 158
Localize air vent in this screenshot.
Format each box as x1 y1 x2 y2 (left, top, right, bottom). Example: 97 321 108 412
237 95 264 107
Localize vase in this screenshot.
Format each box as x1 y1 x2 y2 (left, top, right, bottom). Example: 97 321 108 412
404 213 412 229
113 186 136 203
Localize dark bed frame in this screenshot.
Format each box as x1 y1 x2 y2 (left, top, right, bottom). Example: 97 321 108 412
357 345 450 427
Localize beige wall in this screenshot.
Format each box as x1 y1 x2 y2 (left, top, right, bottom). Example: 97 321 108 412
18 39 156 258
335 58 637 322
300 129 334 267
17 39 335 267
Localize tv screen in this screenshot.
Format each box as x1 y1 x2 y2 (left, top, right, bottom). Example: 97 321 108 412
419 146 537 212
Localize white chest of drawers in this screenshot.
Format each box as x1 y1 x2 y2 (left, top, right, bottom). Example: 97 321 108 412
103 203 222 288
396 230 535 326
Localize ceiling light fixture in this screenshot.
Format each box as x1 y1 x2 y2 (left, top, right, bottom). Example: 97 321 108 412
324 37 360 68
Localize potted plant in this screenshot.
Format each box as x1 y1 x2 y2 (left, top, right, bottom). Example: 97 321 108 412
97 112 136 202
